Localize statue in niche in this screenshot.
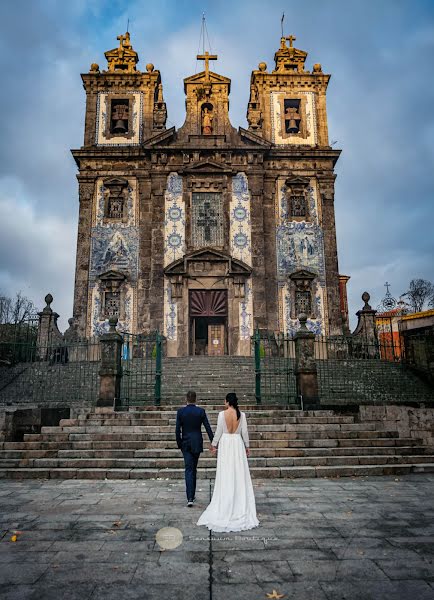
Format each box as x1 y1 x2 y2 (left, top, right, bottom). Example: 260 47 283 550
202 107 213 135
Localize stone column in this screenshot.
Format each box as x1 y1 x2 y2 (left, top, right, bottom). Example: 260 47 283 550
352 292 379 358
37 294 63 360
72 178 95 337
294 313 319 408
97 317 123 410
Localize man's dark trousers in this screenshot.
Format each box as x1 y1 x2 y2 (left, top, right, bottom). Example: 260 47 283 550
182 448 200 502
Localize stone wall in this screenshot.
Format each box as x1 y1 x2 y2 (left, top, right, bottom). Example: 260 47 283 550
359 405 434 446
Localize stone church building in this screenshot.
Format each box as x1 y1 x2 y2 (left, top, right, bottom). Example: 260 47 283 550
72 32 347 357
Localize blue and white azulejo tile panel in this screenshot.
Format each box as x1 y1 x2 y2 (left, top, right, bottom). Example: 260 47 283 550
230 173 252 266
88 178 139 336
276 177 326 336
239 280 253 340
164 173 185 267
163 279 178 341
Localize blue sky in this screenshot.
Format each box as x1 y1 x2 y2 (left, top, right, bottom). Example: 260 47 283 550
0 0 433 329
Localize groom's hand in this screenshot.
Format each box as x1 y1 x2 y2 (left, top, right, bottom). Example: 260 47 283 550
246 447 250 457
210 444 217 454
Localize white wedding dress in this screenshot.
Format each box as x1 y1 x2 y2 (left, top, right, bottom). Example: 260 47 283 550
197 410 259 532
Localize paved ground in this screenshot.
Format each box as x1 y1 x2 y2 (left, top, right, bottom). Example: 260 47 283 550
0 475 433 599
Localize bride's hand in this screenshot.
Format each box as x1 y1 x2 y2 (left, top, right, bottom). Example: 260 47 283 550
246 447 250 457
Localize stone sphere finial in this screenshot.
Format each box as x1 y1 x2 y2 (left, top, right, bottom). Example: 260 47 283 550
258 62 267 72
146 63 154 72
313 63 322 73
362 292 371 310
68 318 74 326
44 293 53 307
298 313 308 331
90 63 100 73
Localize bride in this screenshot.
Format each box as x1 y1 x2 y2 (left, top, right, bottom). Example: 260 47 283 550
196 392 259 532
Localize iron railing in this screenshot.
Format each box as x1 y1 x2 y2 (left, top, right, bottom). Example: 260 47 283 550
118 331 162 409
252 330 297 405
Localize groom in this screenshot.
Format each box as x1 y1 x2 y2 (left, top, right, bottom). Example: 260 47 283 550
176 390 214 507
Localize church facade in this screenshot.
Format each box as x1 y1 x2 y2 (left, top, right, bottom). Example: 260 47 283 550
71 32 345 356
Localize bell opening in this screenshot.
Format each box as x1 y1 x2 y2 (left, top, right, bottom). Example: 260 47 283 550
110 99 130 134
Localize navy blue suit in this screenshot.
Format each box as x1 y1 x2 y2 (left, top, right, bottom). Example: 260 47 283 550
176 404 214 501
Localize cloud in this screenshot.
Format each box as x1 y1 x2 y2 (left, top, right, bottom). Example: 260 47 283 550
0 192 76 329
0 0 433 333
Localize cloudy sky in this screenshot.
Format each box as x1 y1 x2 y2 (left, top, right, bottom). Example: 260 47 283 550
0 0 433 330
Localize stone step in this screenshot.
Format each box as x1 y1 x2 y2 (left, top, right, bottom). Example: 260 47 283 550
2 463 434 480
2 445 431 460
14 436 423 450
1 454 429 470
43 423 374 434
29 430 401 442
69 415 356 426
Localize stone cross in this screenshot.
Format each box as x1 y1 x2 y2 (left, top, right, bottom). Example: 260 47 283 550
196 51 218 80
285 34 296 48
197 201 218 242
117 33 127 47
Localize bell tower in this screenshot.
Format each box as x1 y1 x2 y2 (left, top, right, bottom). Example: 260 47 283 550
246 35 343 336
247 34 329 145
71 32 168 337
177 51 238 141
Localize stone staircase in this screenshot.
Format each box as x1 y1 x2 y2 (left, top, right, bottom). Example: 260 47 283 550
161 356 257 402
1 401 433 480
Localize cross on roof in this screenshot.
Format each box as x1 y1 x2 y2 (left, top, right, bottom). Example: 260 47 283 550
117 32 131 48
285 34 296 48
196 50 218 80
384 281 391 294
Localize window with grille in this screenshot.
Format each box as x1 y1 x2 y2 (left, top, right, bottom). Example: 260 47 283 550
104 292 120 318
295 290 312 316
290 194 307 217
191 192 224 248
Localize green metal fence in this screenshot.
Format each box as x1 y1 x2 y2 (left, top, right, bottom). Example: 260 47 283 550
252 329 297 405
118 331 162 409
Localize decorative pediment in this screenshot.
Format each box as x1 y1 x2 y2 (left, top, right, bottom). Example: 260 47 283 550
289 269 316 281
184 71 231 89
103 177 128 187
98 270 127 282
284 175 310 187
184 160 232 175
164 248 252 277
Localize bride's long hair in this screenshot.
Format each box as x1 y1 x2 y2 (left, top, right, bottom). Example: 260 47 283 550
226 392 241 420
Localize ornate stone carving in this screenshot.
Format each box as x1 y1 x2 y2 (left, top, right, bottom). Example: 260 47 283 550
273 35 307 73
104 32 139 73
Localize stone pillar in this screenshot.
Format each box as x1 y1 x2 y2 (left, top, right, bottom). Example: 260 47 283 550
97 317 123 410
37 294 63 360
294 313 319 408
352 292 379 357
